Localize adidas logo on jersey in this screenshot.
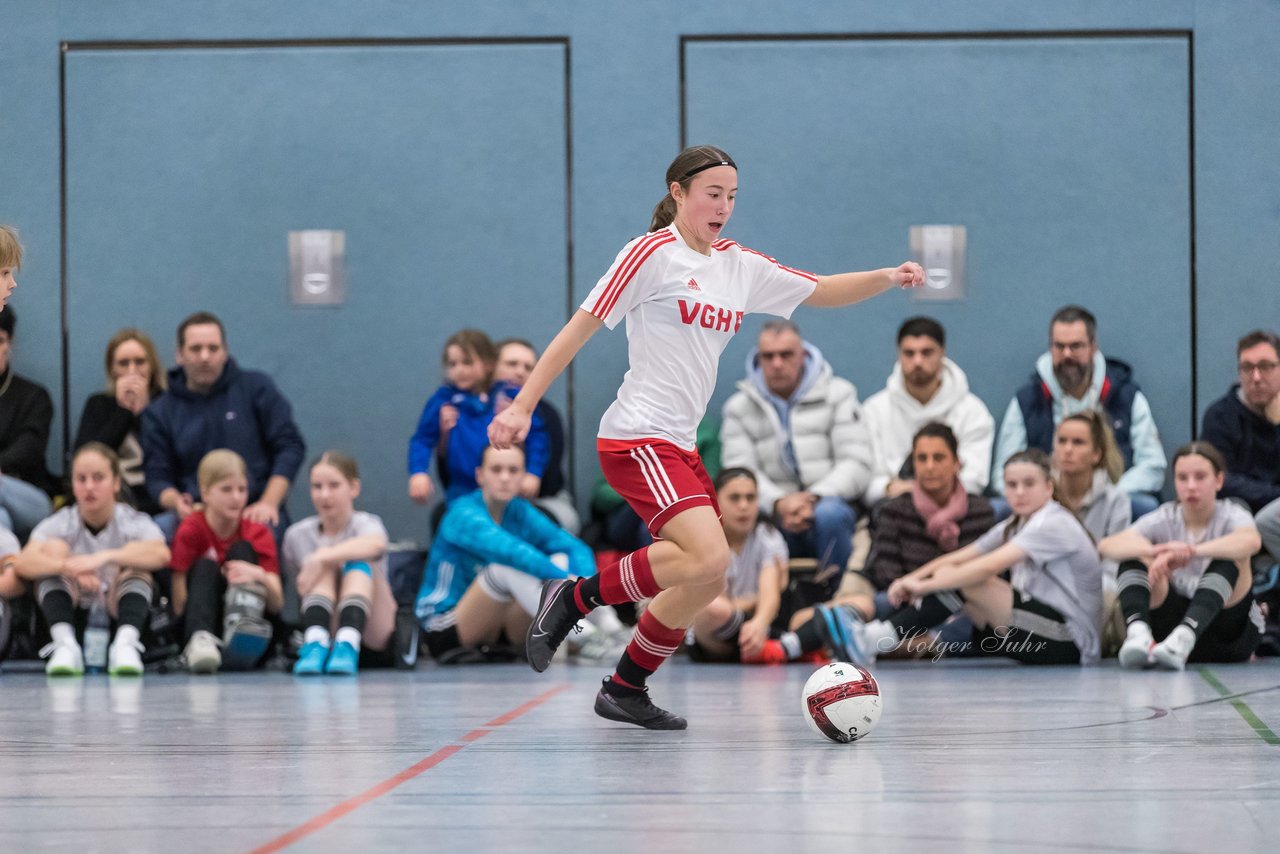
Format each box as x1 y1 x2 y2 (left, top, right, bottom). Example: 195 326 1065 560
687 278 701 291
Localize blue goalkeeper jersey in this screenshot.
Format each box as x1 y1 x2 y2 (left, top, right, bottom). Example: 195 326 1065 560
414 490 595 630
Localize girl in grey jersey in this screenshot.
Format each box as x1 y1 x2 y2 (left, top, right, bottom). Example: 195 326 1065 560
689 468 788 662
15 443 169 675
857 449 1103 665
1101 442 1262 670
283 451 395 676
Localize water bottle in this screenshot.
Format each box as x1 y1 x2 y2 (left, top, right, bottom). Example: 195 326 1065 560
83 584 111 673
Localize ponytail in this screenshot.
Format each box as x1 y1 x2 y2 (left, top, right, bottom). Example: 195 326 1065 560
650 195 678 232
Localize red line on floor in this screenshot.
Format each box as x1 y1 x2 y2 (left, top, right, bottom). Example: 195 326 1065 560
248 683 570 854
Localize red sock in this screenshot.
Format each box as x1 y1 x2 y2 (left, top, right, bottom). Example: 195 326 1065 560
613 609 684 689
574 546 661 611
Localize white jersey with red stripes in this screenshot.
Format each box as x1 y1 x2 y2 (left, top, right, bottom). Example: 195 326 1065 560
582 223 818 451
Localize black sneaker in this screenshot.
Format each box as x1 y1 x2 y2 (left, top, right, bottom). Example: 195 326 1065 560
526 578 582 672
594 677 687 730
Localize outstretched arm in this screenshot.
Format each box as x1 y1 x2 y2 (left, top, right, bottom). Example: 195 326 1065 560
490 310 603 447
803 262 924 308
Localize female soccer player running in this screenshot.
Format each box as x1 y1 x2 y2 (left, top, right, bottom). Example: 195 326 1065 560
489 145 923 729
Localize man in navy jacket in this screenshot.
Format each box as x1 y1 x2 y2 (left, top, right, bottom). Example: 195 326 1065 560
141 312 306 537
1200 329 1280 567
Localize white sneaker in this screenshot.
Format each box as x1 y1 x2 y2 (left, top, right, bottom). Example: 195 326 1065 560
1152 625 1196 671
570 625 625 663
41 638 84 677
184 630 222 674
108 637 146 676
1118 622 1155 670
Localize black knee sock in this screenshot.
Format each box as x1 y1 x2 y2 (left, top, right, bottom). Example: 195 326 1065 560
888 590 965 639
338 595 370 633
423 625 460 659
1182 559 1238 639
1117 559 1152 626
301 594 334 632
40 587 76 627
115 587 152 632
573 575 601 615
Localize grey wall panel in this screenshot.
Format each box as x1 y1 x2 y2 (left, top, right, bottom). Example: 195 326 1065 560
686 36 1190 485
65 43 568 539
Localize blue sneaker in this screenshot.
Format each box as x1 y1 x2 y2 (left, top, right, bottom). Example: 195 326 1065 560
816 604 874 668
325 640 359 675
293 641 329 675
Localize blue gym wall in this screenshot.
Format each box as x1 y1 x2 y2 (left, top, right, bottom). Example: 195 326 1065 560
2 1 1278 542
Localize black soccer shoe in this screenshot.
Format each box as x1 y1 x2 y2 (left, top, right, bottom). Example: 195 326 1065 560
594 677 688 730
526 578 582 672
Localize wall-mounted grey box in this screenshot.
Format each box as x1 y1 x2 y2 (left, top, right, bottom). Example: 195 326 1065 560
289 230 345 306
909 225 966 302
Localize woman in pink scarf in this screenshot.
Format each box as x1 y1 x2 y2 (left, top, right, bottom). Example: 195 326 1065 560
755 423 996 665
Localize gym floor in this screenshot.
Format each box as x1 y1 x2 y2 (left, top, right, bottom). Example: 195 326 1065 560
1 659 1276 853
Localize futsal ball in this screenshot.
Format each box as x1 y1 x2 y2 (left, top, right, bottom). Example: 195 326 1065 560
802 662 882 743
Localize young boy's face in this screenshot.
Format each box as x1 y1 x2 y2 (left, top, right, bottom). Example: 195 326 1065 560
0 263 16 309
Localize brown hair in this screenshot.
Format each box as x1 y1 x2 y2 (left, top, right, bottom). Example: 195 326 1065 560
1236 329 1280 359
0 225 23 269
72 441 123 480
649 145 737 232
912 422 959 459
104 328 166 396
197 449 248 493
496 337 537 358
443 329 497 377
1058 411 1124 483
1050 305 1097 342
1172 441 1226 476
1001 448 1061 540
311 450 359 482
177 311 226 349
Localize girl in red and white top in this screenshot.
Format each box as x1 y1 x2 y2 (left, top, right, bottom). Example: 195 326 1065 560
490 145 923 729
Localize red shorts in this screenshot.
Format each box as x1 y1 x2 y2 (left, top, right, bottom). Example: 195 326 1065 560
598 438 720 537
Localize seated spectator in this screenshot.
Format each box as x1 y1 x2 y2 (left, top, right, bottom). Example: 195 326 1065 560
171 450 283 673
721 319 871 601
1054 409 1132 562
863 316 994 505
993 305 1166 519
845 449 1103 667
591 417 721 553
0 525 24 662
1200 330 1280 571
74 328 167 514
1101 442 1263 670
689 468 788 663
407 329 497 506
762 423 995 664
0 305 55 539
14 443 169 676
284 451 396 676
493 338 578 532
141 312 306 540
415 445 622 663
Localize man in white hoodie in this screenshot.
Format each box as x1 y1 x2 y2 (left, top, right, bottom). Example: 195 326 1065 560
721 320 871 599
993 305 1166 518
862 317 994 506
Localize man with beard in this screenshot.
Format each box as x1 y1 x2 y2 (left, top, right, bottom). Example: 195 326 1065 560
993 305 1165 519
862 316 994 506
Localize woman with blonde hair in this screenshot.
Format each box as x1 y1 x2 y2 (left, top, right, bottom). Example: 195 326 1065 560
74 328 167 513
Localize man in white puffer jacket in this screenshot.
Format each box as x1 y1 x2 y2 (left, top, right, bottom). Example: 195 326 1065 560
721 320 871 599
862 316 995 506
